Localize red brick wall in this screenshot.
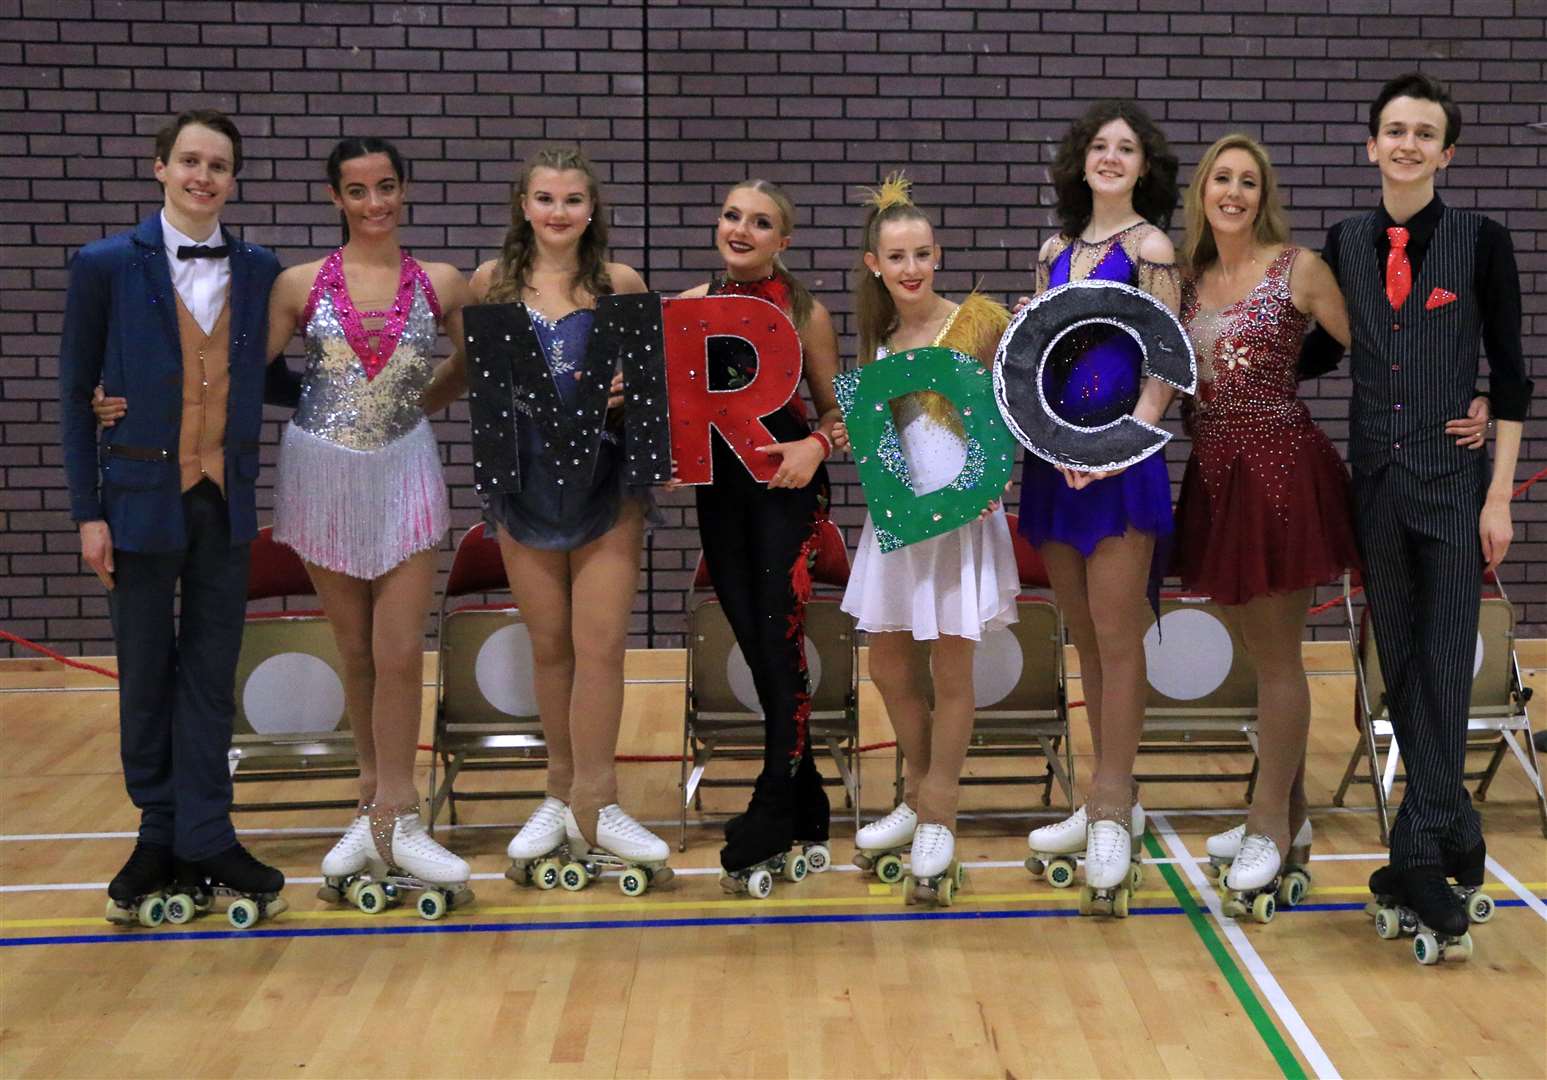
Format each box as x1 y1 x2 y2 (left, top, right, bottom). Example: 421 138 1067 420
3 0 1543 655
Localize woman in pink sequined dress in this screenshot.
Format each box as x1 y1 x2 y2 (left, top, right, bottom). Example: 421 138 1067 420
1173 134 1358 903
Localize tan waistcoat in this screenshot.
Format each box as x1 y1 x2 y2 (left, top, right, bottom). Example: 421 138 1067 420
174 294 231 493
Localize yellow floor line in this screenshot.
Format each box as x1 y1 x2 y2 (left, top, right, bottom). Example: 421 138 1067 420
5 883 1541 933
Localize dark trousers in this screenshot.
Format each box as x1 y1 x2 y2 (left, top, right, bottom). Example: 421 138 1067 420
108 480 250 860
1352 462 1486 869
695 427 828 778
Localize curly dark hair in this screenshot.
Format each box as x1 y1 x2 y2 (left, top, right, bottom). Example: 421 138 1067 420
1049 100 1180 239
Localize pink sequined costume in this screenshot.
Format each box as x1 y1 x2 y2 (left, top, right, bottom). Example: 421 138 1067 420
272 249 450 579
1172 247 1359 605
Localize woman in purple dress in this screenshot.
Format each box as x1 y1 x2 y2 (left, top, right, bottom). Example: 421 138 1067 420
1020 100 1181 912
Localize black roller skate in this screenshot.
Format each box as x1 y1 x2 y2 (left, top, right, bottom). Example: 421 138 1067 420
105 841 175 928
725 759 833 874
164 843 288 930
1366 864 1473 965
718 774 809 900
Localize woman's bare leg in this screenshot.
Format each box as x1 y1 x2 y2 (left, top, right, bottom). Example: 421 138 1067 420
866 631 933 808
361 549 438 810
1081 528 1155 820
304 562 379 809
915 634 977 830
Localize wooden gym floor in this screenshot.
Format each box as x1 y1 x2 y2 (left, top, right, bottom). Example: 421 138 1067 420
1 642 1544 1079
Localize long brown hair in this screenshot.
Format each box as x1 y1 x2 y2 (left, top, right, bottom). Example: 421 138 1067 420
853 173 932 365
1182 133 1291 277
722 179 814 330
486 145 612 304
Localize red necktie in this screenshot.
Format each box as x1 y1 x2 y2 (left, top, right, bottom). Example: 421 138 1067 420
1385 226 1411 310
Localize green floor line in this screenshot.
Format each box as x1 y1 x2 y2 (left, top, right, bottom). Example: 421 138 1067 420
1141 831 1307 1080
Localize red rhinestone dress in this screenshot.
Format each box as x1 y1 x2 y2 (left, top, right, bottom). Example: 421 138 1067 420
1172 247 1360 605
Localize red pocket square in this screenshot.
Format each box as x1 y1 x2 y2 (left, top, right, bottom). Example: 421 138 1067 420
1425 287 1457 310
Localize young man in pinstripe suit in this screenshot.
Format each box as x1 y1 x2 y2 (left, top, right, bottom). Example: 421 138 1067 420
1304 73 1533 943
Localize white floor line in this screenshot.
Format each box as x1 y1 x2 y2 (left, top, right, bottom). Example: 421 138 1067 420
1484 855 1547 923
1152 812 1340 1080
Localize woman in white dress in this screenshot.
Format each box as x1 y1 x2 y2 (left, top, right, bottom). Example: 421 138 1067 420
836 176 1019 899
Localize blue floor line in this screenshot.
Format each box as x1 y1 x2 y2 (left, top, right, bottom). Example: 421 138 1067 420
3 898 1532 949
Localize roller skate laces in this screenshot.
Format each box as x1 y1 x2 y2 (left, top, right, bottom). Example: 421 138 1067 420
904 824 966 907
506 796 569 861
593 804 670 864
857 802 917 850
1225 834 1283 893
553 805 674 897
321 809 374 878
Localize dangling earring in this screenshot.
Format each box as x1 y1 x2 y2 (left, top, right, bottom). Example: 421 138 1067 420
933 263 940 270
872 270 880 278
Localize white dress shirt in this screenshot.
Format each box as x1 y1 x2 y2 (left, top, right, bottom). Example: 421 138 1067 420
161 211 230 335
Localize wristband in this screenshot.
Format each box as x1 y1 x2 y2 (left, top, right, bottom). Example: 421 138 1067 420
810 430 833 459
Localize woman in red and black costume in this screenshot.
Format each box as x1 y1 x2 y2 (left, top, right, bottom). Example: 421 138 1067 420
678 179 844 885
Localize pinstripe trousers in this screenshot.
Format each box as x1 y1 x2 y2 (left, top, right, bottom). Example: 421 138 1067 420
1352 462 1486 868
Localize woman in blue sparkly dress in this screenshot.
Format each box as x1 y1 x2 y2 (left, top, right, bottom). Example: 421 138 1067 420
1018 101 1183 910
460 147 672 881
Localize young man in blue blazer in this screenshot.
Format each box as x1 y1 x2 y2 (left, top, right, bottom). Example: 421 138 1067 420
59 109 300 924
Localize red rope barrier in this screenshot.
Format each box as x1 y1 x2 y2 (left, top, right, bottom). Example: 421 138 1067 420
0 629 119 681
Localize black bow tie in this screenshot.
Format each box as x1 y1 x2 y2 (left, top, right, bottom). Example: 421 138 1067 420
177 244 229 260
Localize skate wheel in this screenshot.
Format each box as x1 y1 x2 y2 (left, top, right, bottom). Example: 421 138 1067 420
227 898 259 929
1112 887 1129 919
417 890 447 921
356 883 388 914
619 868 648 897
535 859 561 891
875 854 904 885
1466 891 1494 924
954 861 967 891
1413 930 1440 965
1278 871 1310 908
1077 886 1095 916
1128 862 1144 891
937 875 955 908
1047 858 1076 889
1251 893 1276 924
344 879 365 906
164 893 196 925
747 869 773 900
902 877 917 906
137 895 167 928
1449 931 1474 961
1374 907 1401 940
559 862 588 892
804 844 830 873
1025 856 1045 878
784 853 808 884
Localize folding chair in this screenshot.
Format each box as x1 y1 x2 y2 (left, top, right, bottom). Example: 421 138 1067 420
229 526 357 812
426 522 545 830
900 513 1074 814
1335 571 1546 841
680 518 859 849
1137 593 1260 798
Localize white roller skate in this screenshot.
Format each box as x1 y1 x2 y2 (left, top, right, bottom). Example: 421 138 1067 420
1078 818 1134 918
349 806 475 921
903 823 967 907
558 805 674 897
504 796 572 890
317 809 374 905
1027 802 1146 891
852 802 916 885
1209 820 1313 923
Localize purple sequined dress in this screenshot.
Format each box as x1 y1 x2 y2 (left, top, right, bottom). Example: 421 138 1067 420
1016 223 1177 566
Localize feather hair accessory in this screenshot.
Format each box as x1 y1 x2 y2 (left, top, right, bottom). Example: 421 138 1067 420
860 172 914 212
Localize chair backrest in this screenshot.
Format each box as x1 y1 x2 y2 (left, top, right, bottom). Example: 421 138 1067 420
247 526 315 601
233 615 350 738
1003 512 1051 588
445 522 509 599
687 593 854 724
1143 595 1257 712
972 598 1063 720
438 607 542 726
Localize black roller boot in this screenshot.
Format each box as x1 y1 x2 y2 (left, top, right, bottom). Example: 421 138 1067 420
1367 863 1474 964
105 840 174 927
718 770 804 900
163 842 288 930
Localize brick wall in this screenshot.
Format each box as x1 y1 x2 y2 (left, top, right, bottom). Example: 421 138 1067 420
3 0 1543 656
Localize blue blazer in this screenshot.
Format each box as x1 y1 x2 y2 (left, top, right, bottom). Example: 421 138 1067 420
58 213 289 553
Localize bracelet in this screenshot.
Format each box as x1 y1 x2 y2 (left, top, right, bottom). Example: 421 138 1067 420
810 430 833 459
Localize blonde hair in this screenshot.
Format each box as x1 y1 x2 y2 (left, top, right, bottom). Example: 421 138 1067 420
853 172 932 365
487 145 612 305
722 178 814 330
1182 133 1291 276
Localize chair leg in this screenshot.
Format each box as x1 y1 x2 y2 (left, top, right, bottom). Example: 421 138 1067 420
1365 719 1391 847
1332 738 1363 807
1474 735 1508 801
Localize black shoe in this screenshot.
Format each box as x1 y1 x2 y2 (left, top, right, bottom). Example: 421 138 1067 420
107 841 175 904
192 842 285 895
1399 865 1469 937
725 758 831 844
719 775 795 874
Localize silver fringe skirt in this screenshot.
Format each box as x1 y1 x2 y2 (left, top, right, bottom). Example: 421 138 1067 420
273 419 449 580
